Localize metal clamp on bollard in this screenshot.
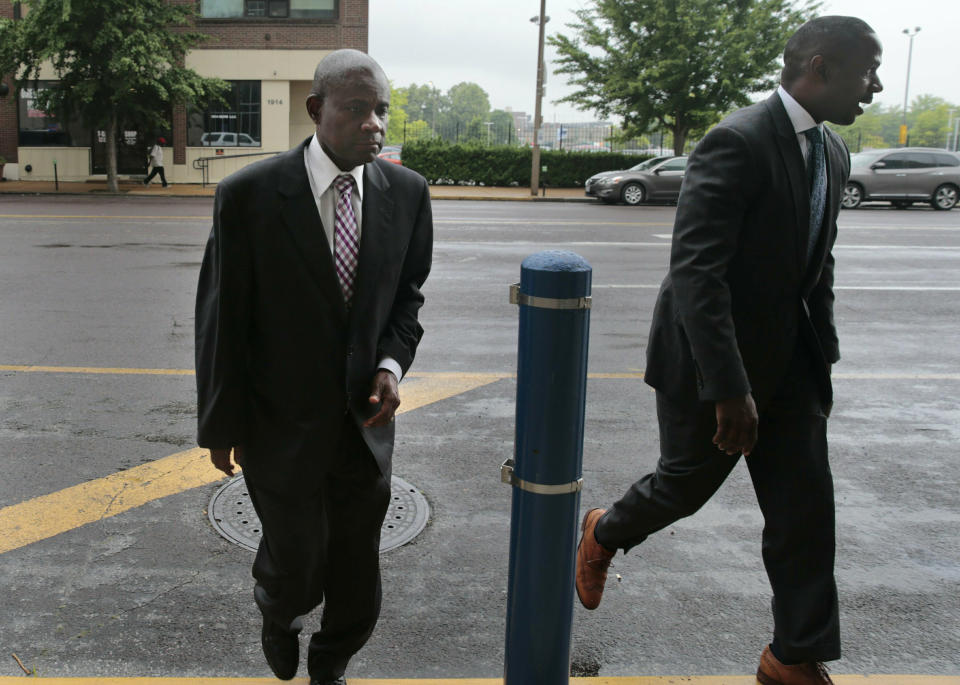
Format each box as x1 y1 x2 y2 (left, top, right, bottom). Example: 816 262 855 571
501 458 583 495
509 282 592 310
503 250 592 685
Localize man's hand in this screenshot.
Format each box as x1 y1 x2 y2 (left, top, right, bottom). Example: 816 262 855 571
210 446 243 477
713 394 758 456
364 369 400 427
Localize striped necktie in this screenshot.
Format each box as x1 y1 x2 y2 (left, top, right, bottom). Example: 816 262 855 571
333 173 360 305
804 127 827 265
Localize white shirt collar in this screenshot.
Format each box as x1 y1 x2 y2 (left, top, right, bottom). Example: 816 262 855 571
777 85 820 135
306 134 364 200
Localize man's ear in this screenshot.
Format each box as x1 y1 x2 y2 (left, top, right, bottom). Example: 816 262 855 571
809 55 829 83
306 95 322 124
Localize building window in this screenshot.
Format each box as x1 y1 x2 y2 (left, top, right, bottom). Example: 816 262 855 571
200 0 335 19
290 0 334 18
190 80 261 147
244 0 266 16
17 81 91 147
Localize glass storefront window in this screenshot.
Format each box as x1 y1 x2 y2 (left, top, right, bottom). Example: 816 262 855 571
17 81 91 147
190 81 262 147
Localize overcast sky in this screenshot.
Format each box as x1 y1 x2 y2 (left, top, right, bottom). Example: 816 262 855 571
368 0 959 123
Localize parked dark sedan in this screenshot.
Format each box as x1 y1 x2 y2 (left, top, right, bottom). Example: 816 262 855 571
585 156 687 205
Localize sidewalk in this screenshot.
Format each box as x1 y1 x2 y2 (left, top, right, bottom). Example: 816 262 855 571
0 179 591 202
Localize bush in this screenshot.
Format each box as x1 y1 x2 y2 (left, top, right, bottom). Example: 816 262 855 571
400 140 653 187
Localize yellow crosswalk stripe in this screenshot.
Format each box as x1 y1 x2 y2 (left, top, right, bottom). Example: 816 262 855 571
0 374 503 555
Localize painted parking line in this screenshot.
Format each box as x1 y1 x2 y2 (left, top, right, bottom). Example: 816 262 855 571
0 373 503 556
0 676 956 684
3 364 957 381
0 215 672 228
0 365 645 380
592 284 960 292
0 214 210 220
0 364 195 375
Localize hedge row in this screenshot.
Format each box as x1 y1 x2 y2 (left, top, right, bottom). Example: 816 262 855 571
399 141 653 188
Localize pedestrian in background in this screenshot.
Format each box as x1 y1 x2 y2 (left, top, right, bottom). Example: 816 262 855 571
575 16 883 685
195 49 432 685
143 137 167 187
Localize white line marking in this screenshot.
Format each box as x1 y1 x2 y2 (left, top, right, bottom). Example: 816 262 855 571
438 241 670 248
593 284 960 291
835 244 960 250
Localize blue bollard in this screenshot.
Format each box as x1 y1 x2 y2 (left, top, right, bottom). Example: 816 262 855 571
503 250 592 684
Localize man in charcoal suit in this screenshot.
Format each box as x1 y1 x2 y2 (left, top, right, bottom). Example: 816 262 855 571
575 16 883 685
195 50 432 684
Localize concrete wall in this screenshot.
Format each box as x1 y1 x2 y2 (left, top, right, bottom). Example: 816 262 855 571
289 80 315 149
16 147 91 182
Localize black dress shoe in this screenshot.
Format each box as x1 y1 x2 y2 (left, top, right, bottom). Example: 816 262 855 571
310 677 346 685
261 617 300 680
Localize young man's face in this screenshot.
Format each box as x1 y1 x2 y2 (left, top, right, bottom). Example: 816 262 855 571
310 68 390 171
821 33 884 125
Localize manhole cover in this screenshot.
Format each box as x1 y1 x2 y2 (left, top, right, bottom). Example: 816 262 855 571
208 475 429 553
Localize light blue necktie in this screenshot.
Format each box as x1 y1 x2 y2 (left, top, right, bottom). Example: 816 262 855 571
804 127 827 265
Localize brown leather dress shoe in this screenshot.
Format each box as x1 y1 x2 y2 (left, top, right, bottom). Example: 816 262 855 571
757 645 834 684
575 508 616 610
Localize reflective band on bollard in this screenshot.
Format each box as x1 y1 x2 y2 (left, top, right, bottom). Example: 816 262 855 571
503 250 592 685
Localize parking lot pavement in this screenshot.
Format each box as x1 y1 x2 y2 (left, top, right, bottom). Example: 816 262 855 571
0 197 958 679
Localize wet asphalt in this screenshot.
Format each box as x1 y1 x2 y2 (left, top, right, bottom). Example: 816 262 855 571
0 194 958 678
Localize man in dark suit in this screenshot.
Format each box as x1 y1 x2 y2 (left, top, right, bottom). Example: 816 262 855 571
195 50 432 685
575 17 883 685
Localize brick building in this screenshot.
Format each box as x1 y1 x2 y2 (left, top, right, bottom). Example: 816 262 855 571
0 0 369 184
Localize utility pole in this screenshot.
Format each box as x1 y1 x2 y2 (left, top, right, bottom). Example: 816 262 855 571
530 1 548 196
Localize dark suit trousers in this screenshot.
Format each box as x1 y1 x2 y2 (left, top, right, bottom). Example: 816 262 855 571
596 342 840 663
243 418 391 680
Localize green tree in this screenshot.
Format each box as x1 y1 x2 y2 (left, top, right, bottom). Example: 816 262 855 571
549 0 818 155
385 83 409 146
831 95 957 150
441 82 490 141
489 109 517 145
405 82 445 137
6 0 227 192
908 95 953 148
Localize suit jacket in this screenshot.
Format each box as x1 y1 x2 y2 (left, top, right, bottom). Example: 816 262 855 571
644 93 849 410
195 138 433 487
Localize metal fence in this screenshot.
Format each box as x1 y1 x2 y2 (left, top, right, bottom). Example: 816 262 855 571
394 120 699 155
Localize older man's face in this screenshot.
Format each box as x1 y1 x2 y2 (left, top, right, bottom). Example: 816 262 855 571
312 68 390 171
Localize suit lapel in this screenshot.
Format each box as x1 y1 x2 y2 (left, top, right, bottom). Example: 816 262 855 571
765 94 810 277
277 139 348 320
348 160 394 328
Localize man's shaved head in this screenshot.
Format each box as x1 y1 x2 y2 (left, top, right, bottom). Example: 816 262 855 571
309 49 388 103
781 16 876 86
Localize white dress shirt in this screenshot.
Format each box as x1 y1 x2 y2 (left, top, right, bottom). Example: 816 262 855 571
777 85 823 168
303 134 403 382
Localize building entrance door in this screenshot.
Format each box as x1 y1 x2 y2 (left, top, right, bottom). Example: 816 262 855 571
91 128 147 175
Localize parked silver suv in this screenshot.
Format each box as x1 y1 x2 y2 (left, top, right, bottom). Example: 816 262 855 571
842 147 960 210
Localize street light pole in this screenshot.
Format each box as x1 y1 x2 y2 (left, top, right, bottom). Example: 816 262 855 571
530 1 548 196
948 109 955 151
900 26 920 147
